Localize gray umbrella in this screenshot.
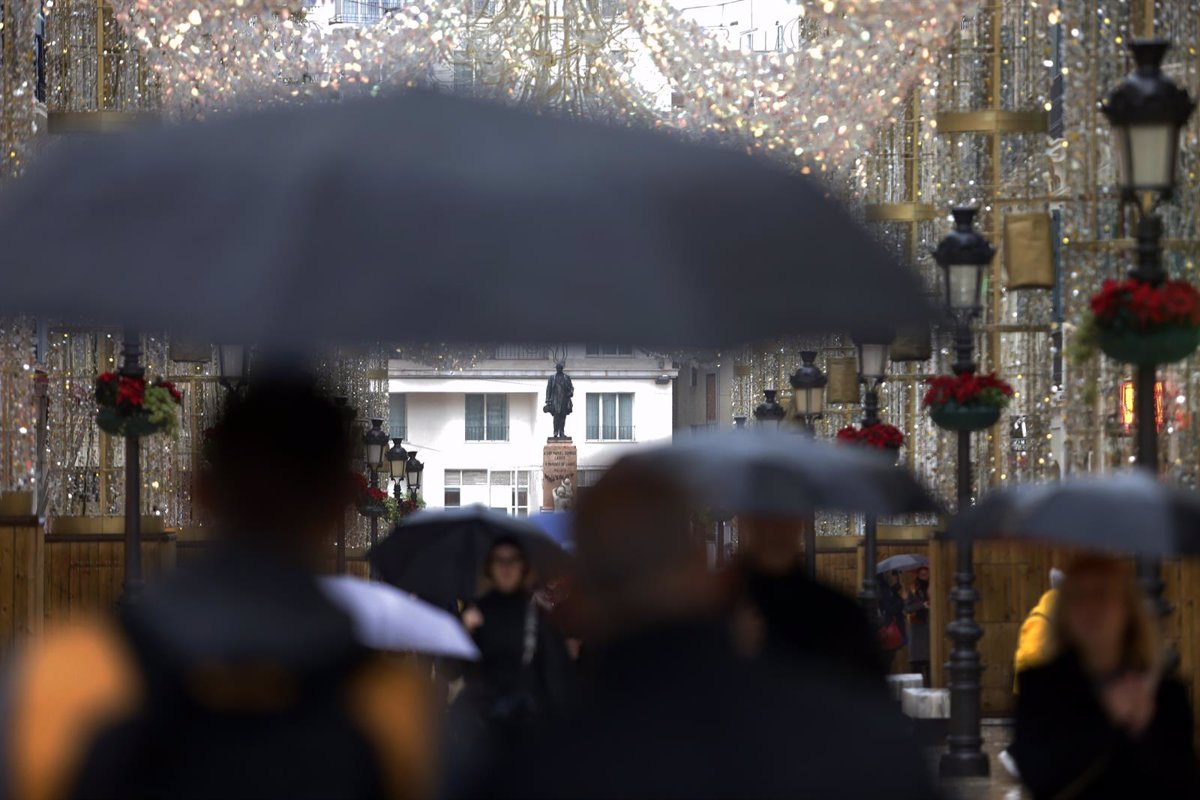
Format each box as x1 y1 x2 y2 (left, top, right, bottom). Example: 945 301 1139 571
875 554 929 574
631 429 941 517
0 90 929 347
947 470 1200 558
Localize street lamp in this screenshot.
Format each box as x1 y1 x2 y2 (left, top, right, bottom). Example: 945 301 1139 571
405 450 424 495
363 419 389 553
753 389 786 427
217 345 248 392
733 416 748 429
333 396 356 574
118 329 145 607
387 437 408 500
789 351 827 434
1102 40 1195 201
933 207 994 780
1102 39 1195 621
851 331 893 623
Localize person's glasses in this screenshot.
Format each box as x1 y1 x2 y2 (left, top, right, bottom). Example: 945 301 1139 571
490 555 524 567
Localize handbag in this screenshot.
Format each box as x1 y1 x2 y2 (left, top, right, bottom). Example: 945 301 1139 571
878 620 904 651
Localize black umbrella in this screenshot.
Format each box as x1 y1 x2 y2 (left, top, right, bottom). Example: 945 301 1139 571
631 429 941 517
370 505 571 607
0 90 929 347
947 470 1200 558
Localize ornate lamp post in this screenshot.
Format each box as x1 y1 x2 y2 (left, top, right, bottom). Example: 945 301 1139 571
789 351 827 435
934 207 994 779
733 416 748 429
1101 38 1196 615
363 418 389 554
333 396 356 574
387 437 409 502
852 333 891 619
217 344 248 393
118 329 144 606
789 353 828 578
753 389 787 428
405 450 424 498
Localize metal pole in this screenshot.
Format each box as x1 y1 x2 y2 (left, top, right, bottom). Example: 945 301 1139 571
859 512 879 618
941 321 988 778
118 329 144 606
1131 212 1170 618
800 418 817 580
715 518 726 568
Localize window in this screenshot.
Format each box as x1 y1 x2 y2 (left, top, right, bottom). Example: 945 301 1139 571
585 344 633 357
445 469 528 515
465 394 508 441
586 393 634 441
388 394 407 442
705 373 717 422
445 469 488 507
690 366 698 387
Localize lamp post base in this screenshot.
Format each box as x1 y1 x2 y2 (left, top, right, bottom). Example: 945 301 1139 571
939 751 990 779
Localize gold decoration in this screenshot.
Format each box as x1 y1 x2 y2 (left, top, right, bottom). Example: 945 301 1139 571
825 357 860 405
1003 213 1055 290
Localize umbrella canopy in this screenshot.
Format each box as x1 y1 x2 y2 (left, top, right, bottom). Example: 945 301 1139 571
0 90 929 347
316 575 479 660
947 470 1200 558
370 505 572 607
528 511 575 553
875 554 930 574
632 429 941 517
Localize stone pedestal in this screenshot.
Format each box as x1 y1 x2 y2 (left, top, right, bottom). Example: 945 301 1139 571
542 439 578 511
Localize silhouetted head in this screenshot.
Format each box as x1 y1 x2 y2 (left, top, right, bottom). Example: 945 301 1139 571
200 371 353 563
555 362 565 373
486 535 529 594
574 457 716 642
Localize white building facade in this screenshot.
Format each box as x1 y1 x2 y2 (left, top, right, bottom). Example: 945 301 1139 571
389 345 677 514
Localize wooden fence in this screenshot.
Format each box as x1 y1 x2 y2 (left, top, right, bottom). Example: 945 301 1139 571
0 515 44 650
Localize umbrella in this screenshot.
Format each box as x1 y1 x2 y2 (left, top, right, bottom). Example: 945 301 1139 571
947 470 1200 558
875 554 930 574
316 575 479 660
632 429 941 518
528 511 575 553
369 505 572 607
0 90 930 347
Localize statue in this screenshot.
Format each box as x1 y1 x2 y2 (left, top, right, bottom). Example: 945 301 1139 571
552 477 574 511
543 361 574 440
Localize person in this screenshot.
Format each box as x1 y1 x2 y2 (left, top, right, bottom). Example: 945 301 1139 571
729 515 884 681
1009 555 1199 799
1013 567 1064 689
459 537 575 743
479 458 941 799
904 566 931 685
877 570 907 672
0 373 437 800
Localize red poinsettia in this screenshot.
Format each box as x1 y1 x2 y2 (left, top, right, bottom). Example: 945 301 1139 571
923 373 1013 409
1090 277 1200 331
836 423 904 450
116 376 146 408
158 380 183 403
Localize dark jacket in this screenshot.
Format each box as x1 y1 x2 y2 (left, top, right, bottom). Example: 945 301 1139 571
478 619 941 800
466 590 575 722
1010 652 1199 800
1 546 433 800
736 564 885 681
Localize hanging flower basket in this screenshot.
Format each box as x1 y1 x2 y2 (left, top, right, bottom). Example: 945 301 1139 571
1098 325 1200 366
95 373 183 438
928 403 1001 432
1087 277 1200 366
924 373 1012 433
353 473 388 518
835 423 904 452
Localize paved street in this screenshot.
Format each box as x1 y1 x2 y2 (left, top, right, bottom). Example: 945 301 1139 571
935 722 1027 800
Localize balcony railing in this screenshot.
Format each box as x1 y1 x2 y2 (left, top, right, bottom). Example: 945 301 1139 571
466 425 509 442
586 425 635 441
490 344 550 360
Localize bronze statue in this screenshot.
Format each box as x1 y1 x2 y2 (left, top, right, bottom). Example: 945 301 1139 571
544 362 574 440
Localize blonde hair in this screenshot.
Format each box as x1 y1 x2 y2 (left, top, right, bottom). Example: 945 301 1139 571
1048 554 1162 674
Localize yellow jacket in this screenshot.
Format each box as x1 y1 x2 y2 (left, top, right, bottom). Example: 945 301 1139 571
1013 589 1057 692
